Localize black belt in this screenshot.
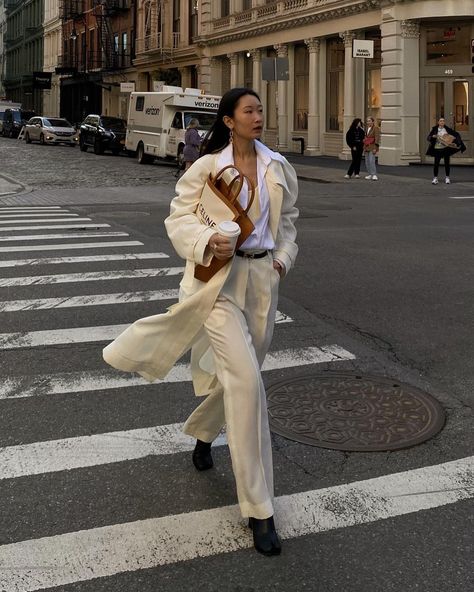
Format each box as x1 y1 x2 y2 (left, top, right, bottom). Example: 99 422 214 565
235 249 268 259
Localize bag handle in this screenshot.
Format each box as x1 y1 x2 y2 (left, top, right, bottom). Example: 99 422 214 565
213 164 256 214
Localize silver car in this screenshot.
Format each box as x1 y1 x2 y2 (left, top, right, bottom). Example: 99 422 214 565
24 116 77 146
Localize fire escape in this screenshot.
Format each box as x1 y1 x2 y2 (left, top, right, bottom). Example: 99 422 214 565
136 0 178 63
58 0 131 73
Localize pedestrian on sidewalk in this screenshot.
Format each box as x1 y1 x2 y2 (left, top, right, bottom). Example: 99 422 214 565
426 117 466 185
345 118 365 178
363 116 380 181
183 118 202 170
102 87 299 557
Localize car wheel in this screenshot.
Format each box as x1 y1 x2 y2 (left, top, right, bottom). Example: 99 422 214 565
111 148 120 156
137 142 152 164
79 137 87 152
25 132 31 144
40 133 45 145
93 138 103 155
9 129 14 138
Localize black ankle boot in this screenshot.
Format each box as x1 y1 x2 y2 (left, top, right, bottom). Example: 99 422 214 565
192 439 213 471
248 516 282 556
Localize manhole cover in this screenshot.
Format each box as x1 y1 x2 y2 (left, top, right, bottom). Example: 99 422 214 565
267 373 445 451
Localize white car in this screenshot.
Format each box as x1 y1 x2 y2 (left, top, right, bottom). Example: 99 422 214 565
24 117 77 146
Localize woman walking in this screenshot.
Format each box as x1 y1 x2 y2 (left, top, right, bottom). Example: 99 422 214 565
426 117 466 184
364 116 380 180
344 118 365 178
183 118 202 170
103 88 299 556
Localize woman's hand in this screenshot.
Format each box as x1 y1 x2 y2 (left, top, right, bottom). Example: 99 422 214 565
208 232 235 260
273 260 284 277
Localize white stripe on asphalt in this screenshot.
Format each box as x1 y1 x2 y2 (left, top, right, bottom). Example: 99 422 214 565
0 223 110 232
0 313 291 349
0 289 180 312
0 345 354 398
0 252 169 267
0 266 184 287
0 457 471 592
0 241 143 253
448 196 474 199
0 206 64 211
0 217 91 225
0 212 78 218
0 231 128 242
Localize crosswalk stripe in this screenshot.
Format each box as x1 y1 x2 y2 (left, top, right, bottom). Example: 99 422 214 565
0 266 185 287
0 240 144 252
0 252 169 267
0 289 180 312
0 223 110 232
0 345 354 398
0 231 129 242
0 422 227 480
0 212 78 218
0 217 91 225
0 206 65 211
0 457 471 592
0 313 291 349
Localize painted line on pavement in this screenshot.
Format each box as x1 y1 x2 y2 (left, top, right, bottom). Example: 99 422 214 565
0 241 144 253
0 231 128 242
0 212 78 218
0 266 185 287
0 206 64 211
0 312 291 349
0 223 110 232
0 289 180 312
0 252 169 267
0 457 471 592
0 345 353 398
0 217 91 225
448 196 474 199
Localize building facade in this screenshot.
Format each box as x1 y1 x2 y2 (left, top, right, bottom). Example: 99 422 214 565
43 0 62 116
3 0 45 112
0 0 7 98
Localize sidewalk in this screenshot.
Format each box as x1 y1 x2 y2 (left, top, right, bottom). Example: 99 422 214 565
285 153 474 184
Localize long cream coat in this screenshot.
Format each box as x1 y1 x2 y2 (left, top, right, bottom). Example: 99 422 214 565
103 140 299 395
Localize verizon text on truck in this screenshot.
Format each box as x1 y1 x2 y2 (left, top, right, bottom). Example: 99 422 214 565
126 86 221 164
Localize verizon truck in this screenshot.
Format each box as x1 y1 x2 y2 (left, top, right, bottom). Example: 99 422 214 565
126 86 220 164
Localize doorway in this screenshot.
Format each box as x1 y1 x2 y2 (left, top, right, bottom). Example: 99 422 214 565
423 77 472 161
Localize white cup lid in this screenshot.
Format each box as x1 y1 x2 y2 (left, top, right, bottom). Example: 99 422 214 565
217 220 240 235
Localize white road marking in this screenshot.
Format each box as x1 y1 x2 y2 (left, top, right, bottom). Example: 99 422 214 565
0 458 471 592
0 289 180 312
0 266 185 287
0 212 78 218
0 206 65 211
0 217 91 225
0 241 144 253
0 311 292 349
448 196 474 199
0 345 354 399
0 231 128 242
0 223 110 232
0 252 169 267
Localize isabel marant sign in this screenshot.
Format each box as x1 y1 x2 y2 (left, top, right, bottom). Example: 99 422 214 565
352 40 374 59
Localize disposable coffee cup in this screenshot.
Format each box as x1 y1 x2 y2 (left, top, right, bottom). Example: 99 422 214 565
217 220 241 252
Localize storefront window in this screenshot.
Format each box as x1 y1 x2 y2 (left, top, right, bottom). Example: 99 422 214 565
326 37 344 131
365 30 381 123
426 25 471 65
454 80 469 132
294 45 308 130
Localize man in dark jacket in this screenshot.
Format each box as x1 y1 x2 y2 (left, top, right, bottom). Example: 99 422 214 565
427 117 466 184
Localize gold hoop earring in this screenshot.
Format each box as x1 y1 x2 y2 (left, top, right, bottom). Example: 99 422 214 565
229 129 234 144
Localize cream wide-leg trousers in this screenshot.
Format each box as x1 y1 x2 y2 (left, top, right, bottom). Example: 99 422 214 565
183 253 280 519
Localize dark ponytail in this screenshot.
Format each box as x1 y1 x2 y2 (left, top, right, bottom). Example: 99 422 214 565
201 87 261 156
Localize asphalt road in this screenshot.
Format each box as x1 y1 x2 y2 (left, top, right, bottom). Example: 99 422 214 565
0 136 473 592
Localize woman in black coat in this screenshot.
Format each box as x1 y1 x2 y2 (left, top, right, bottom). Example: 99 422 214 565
345 118 365 178
427 117 466 184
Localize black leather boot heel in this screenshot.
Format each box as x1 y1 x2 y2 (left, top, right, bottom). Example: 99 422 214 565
192 439 213 471
248 516 282 556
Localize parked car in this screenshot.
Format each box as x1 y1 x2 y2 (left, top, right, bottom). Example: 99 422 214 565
24 116 77 146
79 115 126 155
0 101 22 134
2 108 36 138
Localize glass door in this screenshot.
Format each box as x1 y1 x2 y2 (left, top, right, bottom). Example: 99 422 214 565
424 78 472 160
